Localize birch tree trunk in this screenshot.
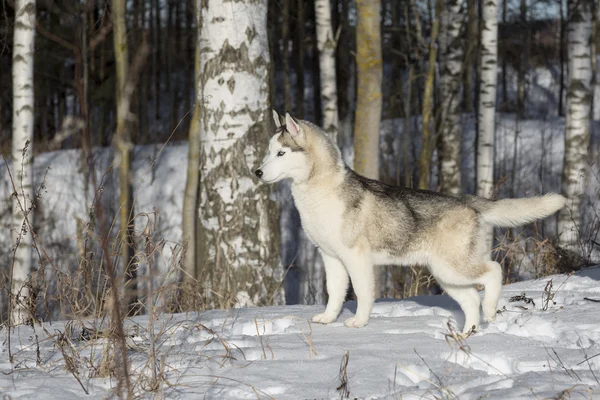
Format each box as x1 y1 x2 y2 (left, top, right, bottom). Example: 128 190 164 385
181 0 201 299
477 0 498 252
11 0 36 325
353 0 382 180
112 0 136 312
438 0 463 194
558 0 593 250
315 0 339 139
198 0 282 308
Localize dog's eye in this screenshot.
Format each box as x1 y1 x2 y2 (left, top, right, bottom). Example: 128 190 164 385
277 151 285 157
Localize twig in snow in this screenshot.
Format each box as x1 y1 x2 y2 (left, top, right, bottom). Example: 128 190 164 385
336 351 351 399
575 332 599 385
583 297 600 303
545 346 581 382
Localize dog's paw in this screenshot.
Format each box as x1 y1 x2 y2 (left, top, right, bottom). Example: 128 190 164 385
312 312 337 324
483 304 497 322
344 316 368 328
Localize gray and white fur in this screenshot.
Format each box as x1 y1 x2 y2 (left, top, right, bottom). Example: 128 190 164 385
255 111 566 335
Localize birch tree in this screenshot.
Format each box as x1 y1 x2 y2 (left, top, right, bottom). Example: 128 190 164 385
11 0 36 325
354 0 382 180
558 0 593 250
198 0 282 308
315 0 339 139
477 0 498 251
438 0 464 194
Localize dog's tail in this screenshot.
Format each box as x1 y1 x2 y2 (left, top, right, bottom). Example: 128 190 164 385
466 193 566 228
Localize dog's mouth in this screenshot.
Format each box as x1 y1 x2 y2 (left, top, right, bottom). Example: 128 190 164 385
261 174 283 184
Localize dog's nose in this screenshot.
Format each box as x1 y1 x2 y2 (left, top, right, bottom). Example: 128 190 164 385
255 169 263 178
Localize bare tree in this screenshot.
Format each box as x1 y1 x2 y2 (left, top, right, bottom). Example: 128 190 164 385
11 0 36 325
594 4 600 122
464 0 477 112
197 0 282 307
418 0 440 190
558 0 593 250
282 0 292 112
182 0 201 296
315 0 339 138
112 0 137 312
438 0 464 194
295 0 305 118
353 0 382 180
477 0 498 251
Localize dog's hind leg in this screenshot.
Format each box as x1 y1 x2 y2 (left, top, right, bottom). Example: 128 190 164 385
342 254 374 328
477 261 503 322
440 284 481 334
312 251 349 324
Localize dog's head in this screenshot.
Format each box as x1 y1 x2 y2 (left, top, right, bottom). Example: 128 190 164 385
254 111 311 184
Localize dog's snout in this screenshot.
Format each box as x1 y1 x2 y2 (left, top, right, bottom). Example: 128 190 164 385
255 169 263 179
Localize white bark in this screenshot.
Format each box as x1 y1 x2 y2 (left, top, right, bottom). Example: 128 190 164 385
439 0 464 194
198 0 282 307
477 0 498 251
315 0 339 139
558 0 593 250
11 0 36 325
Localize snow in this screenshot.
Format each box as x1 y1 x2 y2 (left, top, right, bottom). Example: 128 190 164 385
2 267 599 399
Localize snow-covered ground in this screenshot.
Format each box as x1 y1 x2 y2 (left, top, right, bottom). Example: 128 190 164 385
2 267 599 399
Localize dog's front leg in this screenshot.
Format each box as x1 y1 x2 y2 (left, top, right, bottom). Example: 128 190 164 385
312 251 349 324
342 254 374 328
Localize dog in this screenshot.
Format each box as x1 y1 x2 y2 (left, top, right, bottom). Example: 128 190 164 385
255 111 566 335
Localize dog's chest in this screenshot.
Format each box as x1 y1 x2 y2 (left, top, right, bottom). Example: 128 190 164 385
292 186 345 255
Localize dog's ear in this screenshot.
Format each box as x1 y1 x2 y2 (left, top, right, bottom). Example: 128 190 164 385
285 113 301 137
272 110 282 129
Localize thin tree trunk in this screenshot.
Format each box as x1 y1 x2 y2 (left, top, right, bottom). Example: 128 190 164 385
404 65 414 187
464 0 477 112
11 0 36 326
516 0 528 118
500 0 507 110
593 4 600 121
153 0 161 124
295 0 305 118
354 0 382 180
140 0 148 143
558 0 593 250
182 0 201 301
112 0 136 312
198 0 283 308
418 0 440 190
477 0 498 252
183 0 193 132
438 0 463 194
337 0 353 163
559 0 566 117
311 1 322 124
315 0 339 139
282 0 292 112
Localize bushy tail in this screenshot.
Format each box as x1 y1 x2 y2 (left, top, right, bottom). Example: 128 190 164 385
467 193 566 228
